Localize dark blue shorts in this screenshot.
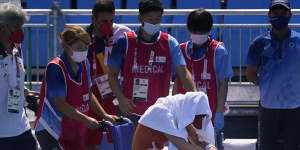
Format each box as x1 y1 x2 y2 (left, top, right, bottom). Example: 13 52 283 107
0 130 37 150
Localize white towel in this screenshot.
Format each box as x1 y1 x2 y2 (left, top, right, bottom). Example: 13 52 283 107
139 92 212 142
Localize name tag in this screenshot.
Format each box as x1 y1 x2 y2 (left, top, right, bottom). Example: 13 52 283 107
83 93 89 101
95 74 113 99
201 72 211 80
155 56 166 63
133 78 148 102
7 88 21 114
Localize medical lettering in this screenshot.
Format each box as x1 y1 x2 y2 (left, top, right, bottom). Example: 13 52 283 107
132 65 164 74
76 103 89 113
196 81 211 90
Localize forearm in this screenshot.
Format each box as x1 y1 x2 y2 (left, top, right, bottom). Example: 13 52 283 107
164 133 202 150
108 68 126 101
186 124 208 150
89 91 107 118
246 66 259 85
53 98 89 123
216 79 228 113
176 66 197 92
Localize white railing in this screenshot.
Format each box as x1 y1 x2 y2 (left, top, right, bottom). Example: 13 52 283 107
22 8 300 85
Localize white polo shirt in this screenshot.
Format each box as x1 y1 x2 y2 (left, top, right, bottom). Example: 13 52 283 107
0 46 30 137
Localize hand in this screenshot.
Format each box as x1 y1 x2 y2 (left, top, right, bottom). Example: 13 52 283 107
84 117 100 130
24 88 40 97
103 114 119 125
118 97 136 116
208 145 217 150
214 113 224 132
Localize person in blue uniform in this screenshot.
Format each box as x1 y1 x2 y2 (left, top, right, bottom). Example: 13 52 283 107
247 0 300 149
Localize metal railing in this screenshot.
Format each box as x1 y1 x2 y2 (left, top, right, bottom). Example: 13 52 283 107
22 8 300 86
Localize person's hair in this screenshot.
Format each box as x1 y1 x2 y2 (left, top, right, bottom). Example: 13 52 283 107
139 0 164 15
60 25 91 46
187 8 213 33
0 3 29 25
92 0 115 18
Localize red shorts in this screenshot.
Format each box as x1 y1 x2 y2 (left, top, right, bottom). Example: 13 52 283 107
132 124 168 150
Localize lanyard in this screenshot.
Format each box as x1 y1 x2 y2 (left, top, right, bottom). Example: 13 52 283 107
133 38 157 72
190 39 211 78
92 37 97 79
92 35 111 80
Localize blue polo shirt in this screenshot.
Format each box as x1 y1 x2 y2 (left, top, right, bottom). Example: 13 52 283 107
247 29 300 109
36 53 92 132
185 41 233 84
108 28 186 75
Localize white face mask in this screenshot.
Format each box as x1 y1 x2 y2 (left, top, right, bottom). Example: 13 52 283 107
190 33 209 45
143 22 160 35
70 49 88 63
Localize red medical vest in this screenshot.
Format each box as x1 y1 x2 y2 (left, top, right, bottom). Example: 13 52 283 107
123 31 171 115
35 58 90 150
178 38 223 122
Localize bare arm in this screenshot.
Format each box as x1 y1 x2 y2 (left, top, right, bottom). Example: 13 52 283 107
246 66 259 85
108 66 124 102
24 86 39 97
216 79 229 113
89 90 118 124
108 66 135 115
175 66 197 92
164 133 202 150
53 97 99 129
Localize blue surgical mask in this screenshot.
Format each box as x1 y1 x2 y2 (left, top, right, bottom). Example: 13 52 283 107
270 16 290 30
143 22 160 35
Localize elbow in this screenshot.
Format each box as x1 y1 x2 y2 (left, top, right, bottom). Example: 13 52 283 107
246 70 258 84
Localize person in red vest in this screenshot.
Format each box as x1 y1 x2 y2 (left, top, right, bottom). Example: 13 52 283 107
85 0 131 149
108 0 197 123
34 25 118 150
172 8 233 149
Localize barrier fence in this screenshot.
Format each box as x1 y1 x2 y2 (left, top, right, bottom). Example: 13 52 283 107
22 7 300 88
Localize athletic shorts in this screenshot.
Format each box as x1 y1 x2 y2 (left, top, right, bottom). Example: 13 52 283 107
132 124 168 150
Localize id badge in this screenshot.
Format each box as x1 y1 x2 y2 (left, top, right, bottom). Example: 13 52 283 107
132 78 148 102
95 74 113 99
7 88 21 114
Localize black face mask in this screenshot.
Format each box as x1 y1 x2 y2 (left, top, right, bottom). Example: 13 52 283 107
270 16 290 30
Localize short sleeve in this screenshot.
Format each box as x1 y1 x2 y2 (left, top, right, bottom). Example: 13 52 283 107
247 41 261 67
46 63 66 100
168 35 186 77
107 34 127 69
214 44 233 80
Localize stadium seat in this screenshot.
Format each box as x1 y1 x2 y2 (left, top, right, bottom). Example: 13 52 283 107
172 0 221 44
122 0 172 32
68 0 122 24
289 0 300 33
222 0 269 67
27 0 70 9
23 0 68 68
